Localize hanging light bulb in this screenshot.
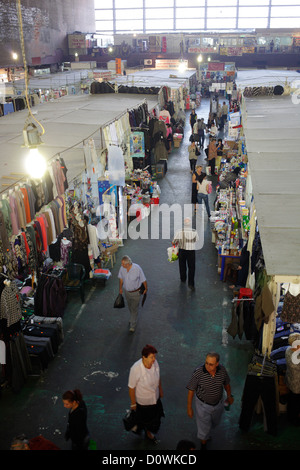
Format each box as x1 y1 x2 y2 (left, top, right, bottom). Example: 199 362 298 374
178 61 187 73
17 0 46 180
25 148 47 179
197 54 203 63
23 120 46 179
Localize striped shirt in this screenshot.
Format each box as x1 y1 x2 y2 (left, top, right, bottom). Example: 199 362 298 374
186 364 230 405
172 227 199 251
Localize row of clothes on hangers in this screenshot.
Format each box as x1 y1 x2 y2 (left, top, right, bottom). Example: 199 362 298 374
34 267 67 318
0 156 68 240
0 314 64 392
268 285 300 375
0 195 68 281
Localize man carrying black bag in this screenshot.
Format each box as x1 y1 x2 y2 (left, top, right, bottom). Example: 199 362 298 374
118 256 147 333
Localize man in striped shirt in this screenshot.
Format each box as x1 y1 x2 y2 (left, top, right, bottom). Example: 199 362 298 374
172 218 199 291
186 352 234 450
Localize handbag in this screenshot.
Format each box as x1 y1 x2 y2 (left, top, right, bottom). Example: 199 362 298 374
195 146 200 156
123 409 138 432
113 293 125 308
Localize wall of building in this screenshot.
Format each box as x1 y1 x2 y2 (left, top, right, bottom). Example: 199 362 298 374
0 0 95 68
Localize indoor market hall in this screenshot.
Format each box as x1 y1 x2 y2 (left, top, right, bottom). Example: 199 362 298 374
0 93 299 452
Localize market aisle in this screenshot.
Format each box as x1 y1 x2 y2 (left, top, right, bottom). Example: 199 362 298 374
0 99 298 452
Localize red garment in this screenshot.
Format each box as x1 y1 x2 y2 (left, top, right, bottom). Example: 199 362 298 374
21 232 30 261
237 288 253 307
37 215 48 253
29 435 60 450
20 188 31 223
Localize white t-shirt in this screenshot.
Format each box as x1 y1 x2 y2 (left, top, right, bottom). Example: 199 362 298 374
128 358 160 406
197 180 208 195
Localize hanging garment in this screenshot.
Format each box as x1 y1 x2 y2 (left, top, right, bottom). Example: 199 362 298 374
254 284 275 331
281 291 300 323
107 145 125 186
60 238 72 265
9 193 20 236
8 333 32 392
0 282 22 328
239 373 278 436
0 209 10 251
0 198 12 238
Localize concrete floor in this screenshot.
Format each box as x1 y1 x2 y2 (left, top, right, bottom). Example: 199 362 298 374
0 99 299 453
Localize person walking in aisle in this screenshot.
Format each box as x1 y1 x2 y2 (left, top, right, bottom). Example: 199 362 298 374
186 352 234 450
192 165 203 212
172 217 199 291
118 255 147 333
219 101 228 130
189 109 197 132
197 173 211 218
208 136 218 175
197 118 206 149
128 344 164 444
188 139 198 173
62 389 90 450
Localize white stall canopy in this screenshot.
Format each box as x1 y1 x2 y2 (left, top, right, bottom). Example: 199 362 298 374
242 94 300 278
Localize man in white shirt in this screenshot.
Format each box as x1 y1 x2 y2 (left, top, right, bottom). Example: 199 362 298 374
118 256 147 332
128 344 164 443
172 218 199 291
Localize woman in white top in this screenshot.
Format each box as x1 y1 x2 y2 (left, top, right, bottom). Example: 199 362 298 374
128 344 164 444
197 173 211 218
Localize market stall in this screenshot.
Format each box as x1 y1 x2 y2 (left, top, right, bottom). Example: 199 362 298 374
214 82 300 434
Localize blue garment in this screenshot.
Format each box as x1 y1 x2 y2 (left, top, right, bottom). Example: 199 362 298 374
197 193 211 217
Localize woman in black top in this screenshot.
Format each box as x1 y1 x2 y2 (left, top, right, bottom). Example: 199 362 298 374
63 389 90 450
192 165 203 211
216 138 223 156
189 109 197 131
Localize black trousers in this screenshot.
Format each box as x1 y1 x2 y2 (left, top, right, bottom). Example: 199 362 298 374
179 249 195 287
209 158 215 175
287 391 300 425
239 374 277 436
190 159 197 172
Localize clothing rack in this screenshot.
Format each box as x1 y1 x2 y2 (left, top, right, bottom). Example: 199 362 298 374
247 352 277 378
232 297 254 302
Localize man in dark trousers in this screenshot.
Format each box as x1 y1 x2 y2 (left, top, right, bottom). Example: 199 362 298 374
186 352 234 450
172 218 199 290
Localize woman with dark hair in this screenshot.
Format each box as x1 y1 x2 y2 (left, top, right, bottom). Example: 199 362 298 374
189 109 197 132
128 344 164 444
62 389 90 450
192 165 203 212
